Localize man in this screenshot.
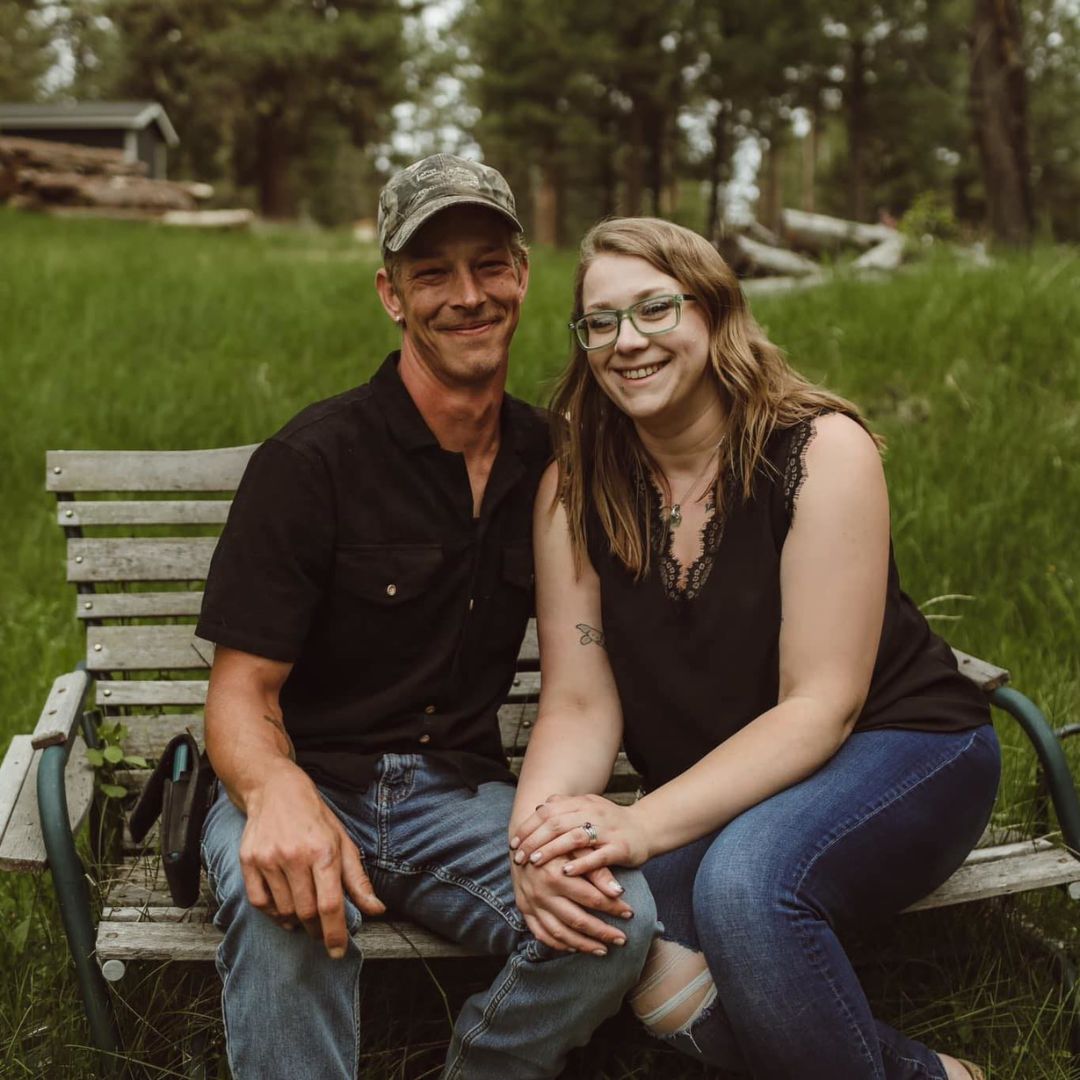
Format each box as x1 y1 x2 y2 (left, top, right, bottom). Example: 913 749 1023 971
196 154 656 1079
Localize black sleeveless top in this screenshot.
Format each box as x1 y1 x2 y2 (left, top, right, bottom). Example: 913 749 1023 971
586 416 990 793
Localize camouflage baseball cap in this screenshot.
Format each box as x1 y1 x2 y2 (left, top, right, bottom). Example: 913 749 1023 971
378 154 522 255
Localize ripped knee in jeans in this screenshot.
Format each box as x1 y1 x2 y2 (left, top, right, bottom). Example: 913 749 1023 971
629 938 717 1038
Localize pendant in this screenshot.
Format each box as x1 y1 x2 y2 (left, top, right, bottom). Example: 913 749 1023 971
668 503 683 529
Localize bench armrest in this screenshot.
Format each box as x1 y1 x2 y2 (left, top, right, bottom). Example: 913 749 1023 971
31 670 91 750
991 685 1080 856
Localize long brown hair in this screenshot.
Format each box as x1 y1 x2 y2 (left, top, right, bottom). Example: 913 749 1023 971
550 217 876 577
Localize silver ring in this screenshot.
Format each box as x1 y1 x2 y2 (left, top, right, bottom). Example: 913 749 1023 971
582 821 599 847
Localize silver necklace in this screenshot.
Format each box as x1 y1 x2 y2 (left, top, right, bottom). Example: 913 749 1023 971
660 436 726 529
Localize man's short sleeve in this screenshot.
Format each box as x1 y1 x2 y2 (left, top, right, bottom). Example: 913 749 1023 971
196 438 334 662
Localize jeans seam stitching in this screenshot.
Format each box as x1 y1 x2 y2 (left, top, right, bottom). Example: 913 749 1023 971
378 861 526 933
446 950 526 1079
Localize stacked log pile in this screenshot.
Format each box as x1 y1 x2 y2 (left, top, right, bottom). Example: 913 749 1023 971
0 136 251 228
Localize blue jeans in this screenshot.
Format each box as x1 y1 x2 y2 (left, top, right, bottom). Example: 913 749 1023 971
201 753 657 1079
640 724 1001 1079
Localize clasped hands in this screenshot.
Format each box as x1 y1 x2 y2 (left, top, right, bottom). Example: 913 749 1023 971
508 793 651 955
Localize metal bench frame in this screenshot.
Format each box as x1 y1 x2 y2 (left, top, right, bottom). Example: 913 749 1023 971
3 445 1079 1068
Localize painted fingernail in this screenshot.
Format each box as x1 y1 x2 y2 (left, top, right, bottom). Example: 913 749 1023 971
620 911 633 919
562 863 574 874
567 947 577 953
593 948 607 957
609 883 624 894
613 937 626 947
328 946 346 960
514 852 525 864
509 837 519 849
529 851 542 864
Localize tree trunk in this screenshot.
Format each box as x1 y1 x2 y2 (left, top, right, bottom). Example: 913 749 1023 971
706 104 729 245
847 38 869 222
533 161 559 247
969 0 1034 245
801 108 817 213
623 110 645 217
256 112 295 219
760 137 784 235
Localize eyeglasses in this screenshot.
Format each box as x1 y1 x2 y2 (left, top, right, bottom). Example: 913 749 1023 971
569 294 697 351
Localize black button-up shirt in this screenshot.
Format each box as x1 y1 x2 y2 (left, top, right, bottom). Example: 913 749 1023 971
196 353 550 791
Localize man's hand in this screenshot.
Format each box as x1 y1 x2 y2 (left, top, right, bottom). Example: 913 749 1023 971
510 848 634 956
238 761 385 958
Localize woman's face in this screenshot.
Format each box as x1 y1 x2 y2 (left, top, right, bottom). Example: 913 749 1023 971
579 254 717 432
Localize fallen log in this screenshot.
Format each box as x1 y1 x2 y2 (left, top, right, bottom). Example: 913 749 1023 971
161 209 253 229
780 208 895 253
737 235 819 278
853 232 907 271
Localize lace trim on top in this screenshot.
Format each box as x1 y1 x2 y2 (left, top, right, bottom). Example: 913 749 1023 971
645 475 733 602
783 417 819 524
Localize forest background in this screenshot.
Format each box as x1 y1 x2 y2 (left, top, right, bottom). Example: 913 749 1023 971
2 0 1078 247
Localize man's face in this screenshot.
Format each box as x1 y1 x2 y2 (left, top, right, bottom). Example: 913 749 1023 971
376 205 528 389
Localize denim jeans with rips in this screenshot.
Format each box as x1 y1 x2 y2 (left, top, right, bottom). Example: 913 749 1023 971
639 724 1001 1080
201 753 658 1080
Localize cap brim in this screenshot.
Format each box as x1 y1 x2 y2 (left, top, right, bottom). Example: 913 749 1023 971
384 194 523 254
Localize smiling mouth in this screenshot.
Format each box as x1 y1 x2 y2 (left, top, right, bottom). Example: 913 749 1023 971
616 361 668 381
443 320 497 335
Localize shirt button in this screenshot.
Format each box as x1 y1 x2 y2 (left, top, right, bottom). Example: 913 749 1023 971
418 733 431 744
424 705 436 715
386 583 397 597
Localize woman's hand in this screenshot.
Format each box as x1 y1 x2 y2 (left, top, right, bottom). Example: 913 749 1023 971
510 794 652 876
509 848 635 955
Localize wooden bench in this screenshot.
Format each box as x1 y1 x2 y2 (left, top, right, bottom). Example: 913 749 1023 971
3 444 1080 1060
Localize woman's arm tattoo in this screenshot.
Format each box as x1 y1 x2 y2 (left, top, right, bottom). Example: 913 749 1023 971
576 623 606 648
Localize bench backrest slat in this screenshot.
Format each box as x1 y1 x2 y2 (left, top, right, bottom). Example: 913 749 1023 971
77 592 205 620
59 501 232 527
47 446 258 493
69 538 217 583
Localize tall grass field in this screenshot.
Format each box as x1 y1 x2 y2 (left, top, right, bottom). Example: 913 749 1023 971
0 209 1078 1077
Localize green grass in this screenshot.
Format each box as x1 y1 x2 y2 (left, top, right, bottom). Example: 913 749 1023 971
0 208 1078 1076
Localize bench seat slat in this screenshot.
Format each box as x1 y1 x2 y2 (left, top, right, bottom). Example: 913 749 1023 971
952 649 1009 692
97 680 209 706
47 446 258 493
0 739 95 872
94 843 1080 966
59 501 232 527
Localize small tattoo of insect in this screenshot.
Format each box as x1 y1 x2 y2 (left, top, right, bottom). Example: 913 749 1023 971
576 623 606 647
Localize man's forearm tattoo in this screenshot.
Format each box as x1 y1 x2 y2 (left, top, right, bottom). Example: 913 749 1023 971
263 713 296 761
576 623 606 648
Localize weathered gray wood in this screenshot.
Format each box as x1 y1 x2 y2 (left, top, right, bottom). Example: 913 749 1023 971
31 670 90 749
853 233 907 272
96 917 477 963
77 591 205 620
47 446 258 493
68 538 218 582
0 738 95 872
115 716 205 758
97 680 209 707
904 845 1080 911
519 619 539 668
0 736 35 847
780 208 895 251
93 669 536 709
86 626 215 672
58 501 231 527
952 649 1010 692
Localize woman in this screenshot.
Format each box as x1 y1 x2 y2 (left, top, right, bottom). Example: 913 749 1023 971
507 218 999 1080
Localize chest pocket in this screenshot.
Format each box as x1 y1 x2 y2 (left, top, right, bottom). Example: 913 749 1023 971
333 544 444 605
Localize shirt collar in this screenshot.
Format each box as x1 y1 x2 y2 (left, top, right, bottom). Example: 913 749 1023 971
370 351 548 461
